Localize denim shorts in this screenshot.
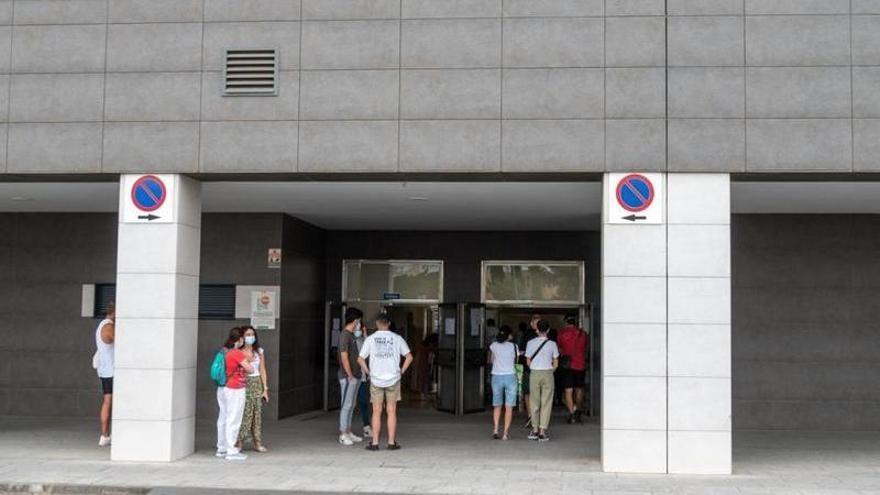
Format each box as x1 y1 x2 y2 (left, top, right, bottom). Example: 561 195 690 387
491 374 518 407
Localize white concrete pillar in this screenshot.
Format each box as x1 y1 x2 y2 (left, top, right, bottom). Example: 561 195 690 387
601 173 731 474
666 174 731 474
111 174 201 462
601 173 668 474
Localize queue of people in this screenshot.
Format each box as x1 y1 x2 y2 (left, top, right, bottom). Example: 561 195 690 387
94 302 585 458
488 314 589 443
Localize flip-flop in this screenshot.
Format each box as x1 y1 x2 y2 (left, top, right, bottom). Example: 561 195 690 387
387 443 401 450
365 444 380 451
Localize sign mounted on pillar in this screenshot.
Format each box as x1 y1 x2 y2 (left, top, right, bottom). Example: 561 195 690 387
607 173 664 224
121 174 177 223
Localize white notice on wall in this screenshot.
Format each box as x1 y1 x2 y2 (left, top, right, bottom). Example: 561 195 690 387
444 317 456 336
250 290 277 330
470 308 482 338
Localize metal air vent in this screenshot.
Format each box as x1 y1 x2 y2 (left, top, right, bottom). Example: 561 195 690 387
224 48 279 96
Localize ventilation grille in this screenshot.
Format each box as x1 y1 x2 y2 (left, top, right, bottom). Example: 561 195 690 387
94 283 116 319
199 285 236 319
224 49 279 96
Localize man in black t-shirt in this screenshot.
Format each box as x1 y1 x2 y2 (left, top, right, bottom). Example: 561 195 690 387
338 307 365 446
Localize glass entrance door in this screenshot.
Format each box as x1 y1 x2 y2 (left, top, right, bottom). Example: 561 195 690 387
461 303 486 414
323 301 345 411
435 303 458 413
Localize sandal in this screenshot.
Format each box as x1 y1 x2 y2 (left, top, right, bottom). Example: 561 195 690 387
254 444 268 453
502 433 510 441
492 432 500 440
365 443 380 451
387 443 401 450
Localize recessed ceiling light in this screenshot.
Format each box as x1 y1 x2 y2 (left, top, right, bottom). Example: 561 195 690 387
408 196 428 201
10 197 33 202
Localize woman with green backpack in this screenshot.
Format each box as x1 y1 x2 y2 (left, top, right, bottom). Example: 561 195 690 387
213 327 255 460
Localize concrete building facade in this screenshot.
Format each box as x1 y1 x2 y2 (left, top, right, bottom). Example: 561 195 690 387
1 0 879 478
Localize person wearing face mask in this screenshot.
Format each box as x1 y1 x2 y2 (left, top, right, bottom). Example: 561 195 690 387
337 307 366 446
219 326 255 460
236 326 269 453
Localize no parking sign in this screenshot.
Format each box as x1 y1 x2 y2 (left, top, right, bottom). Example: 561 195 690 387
607 173 664 224
121 174 177 223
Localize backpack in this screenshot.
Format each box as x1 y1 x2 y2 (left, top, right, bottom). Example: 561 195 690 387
210 350 227 387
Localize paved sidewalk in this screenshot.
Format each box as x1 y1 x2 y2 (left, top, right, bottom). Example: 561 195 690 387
1 410 880 494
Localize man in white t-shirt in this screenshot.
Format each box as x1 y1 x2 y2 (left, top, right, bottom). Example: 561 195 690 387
357 313 413 451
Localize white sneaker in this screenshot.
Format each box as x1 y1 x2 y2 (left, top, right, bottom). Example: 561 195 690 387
225 452 247 461
347 432 363 443
363 426 373 438
338 434 354 446
215 450 227 458
98 435 111 447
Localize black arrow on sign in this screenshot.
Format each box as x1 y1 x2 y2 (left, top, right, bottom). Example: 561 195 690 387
138 214 161 221
622 214 647 222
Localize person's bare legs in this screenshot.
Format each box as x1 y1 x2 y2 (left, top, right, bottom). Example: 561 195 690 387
100 394 112 436
575 387 584 411
370 401 383 446
386 400 398 445
493 405 501 433
503 405 514 437
564 388 576 414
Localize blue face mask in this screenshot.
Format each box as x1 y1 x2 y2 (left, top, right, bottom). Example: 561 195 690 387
353 330 363 339
244 336 256 346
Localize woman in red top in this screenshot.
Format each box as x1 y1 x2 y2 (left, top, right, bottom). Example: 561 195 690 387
218 327 254 460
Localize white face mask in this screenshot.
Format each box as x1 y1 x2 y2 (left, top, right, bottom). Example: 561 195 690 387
353 330 363 339
235 340 244 349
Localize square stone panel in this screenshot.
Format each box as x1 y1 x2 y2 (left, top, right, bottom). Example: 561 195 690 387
605 119 666 171
668 119 745 172
668 16 744 67
503 18 603 68
746 15 850 66
502 120 604 172
605 16 666 67
502 68 603 119
605 68 665 118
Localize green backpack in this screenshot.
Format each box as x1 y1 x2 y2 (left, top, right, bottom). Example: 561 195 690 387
210 350 227 387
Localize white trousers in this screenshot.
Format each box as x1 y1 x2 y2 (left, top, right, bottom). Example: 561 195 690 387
216 387 226 451
217 386 247 455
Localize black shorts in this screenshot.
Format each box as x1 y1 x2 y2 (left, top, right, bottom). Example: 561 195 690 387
558 369 586 390
521 371 530 395
100 377 113 395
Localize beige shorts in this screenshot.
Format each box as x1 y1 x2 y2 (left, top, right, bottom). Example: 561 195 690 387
370 381 401 404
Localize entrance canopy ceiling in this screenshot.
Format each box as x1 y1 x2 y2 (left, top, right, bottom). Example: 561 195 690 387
0 181 601 231
5 180 880 230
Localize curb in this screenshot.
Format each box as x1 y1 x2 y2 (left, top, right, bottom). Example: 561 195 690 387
0 483 147 495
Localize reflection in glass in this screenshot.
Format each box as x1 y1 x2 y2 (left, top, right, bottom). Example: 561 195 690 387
343 260 443 302
483 262 584 305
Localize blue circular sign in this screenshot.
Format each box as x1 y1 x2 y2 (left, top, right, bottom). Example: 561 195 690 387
131 175 167 212
615 174 655 212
